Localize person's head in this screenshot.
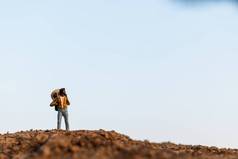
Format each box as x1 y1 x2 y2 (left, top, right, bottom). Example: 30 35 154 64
59 88 66 96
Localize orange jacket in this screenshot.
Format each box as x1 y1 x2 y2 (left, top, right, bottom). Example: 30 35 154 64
50 95 70 109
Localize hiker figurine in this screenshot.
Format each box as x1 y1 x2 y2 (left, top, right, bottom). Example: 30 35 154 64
50 88 70 130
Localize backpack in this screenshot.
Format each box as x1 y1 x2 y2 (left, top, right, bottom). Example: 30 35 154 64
50 89 60 111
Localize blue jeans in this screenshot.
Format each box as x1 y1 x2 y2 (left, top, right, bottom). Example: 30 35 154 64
57 107 69 130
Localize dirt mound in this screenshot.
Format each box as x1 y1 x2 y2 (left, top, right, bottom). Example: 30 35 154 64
1 130 238 159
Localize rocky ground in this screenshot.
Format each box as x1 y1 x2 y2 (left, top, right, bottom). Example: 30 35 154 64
1 129 238 159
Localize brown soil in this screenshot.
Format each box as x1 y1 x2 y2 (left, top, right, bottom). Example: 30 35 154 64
1 129 238 159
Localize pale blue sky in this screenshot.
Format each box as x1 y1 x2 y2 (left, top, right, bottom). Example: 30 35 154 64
1 0 238 148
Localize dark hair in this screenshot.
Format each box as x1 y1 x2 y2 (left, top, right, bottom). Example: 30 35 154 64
59 88 66 96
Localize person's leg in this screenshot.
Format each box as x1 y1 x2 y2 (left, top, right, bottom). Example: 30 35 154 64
62 109 70 131
57 110 63 129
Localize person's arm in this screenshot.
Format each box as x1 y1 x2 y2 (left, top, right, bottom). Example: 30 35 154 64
66 96 70 106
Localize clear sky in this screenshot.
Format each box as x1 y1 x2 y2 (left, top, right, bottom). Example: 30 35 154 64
0 0 238 148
